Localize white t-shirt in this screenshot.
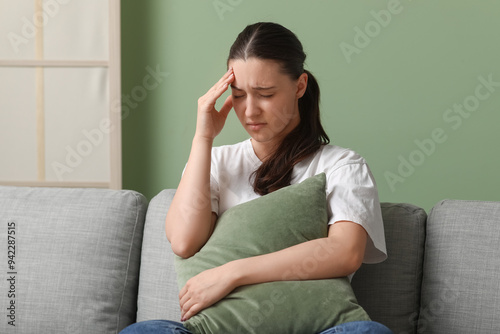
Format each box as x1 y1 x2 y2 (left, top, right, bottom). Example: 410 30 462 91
209 139 387 264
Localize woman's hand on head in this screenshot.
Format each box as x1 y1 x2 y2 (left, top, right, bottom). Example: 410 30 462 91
179 264 237 321
195 68 235 141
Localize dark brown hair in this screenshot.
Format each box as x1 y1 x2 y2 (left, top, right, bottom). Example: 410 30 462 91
228 22 330 195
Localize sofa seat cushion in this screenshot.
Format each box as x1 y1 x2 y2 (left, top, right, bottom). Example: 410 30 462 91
0 186 147 333
419 200 500 333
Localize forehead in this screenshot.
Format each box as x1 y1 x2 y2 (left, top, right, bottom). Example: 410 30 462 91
228 58 288 88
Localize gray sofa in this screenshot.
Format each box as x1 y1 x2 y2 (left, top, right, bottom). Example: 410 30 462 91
1 185 499 334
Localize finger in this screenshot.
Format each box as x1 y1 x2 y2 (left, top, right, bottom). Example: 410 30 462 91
219 67 233 83
179 285 187 300
179 290 191 309
180 297 198 321
207 67 232 93
215 70 234 96
209 68 234 99
219 94 233 118
182 303 203 321
180 297 192 315
199 69 234 116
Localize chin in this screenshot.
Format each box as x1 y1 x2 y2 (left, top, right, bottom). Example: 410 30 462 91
250 133 283 145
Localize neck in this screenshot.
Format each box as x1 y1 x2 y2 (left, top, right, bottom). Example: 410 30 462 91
250 139 278 162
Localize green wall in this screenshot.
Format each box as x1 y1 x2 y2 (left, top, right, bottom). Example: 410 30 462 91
121 0 500 212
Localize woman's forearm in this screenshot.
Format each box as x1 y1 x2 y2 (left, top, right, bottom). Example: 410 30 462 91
166 69 235 259
179 223 367 321
228 222 367 286
165 136 215 258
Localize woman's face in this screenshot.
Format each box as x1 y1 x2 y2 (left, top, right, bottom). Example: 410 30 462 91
228 58 307 151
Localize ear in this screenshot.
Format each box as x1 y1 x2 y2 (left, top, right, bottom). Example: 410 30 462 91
296 72 308 99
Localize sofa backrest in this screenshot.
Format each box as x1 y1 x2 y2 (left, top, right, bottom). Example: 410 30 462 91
418 200 500 333
0 186 148 334
351 203 427 334
138 191 429 334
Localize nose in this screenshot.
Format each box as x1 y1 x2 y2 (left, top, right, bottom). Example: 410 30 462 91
244 96 261 118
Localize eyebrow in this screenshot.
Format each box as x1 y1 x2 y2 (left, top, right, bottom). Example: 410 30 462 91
231 85 276 91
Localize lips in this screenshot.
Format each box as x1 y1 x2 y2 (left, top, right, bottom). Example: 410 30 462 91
247 122 266 130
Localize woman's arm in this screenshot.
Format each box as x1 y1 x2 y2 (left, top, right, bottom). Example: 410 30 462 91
164 137 217 259
232 221 367 283
165 68 235 258
179 220 367 321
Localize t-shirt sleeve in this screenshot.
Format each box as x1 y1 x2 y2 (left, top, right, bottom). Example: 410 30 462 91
326 162 387 264
209 148 221 216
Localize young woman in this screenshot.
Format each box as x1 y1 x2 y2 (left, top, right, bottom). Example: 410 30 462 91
121 22 392 334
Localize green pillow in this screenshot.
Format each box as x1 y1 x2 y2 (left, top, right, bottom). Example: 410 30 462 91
174 173 369 334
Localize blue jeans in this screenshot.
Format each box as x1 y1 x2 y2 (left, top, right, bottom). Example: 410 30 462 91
120 319 393 333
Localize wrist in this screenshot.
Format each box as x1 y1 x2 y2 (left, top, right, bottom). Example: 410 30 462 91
192 134 214 146
223 259 247 289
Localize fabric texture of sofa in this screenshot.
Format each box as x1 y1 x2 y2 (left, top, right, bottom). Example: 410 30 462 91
1 185 499 334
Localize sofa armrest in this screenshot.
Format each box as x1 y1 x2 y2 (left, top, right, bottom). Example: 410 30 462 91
137 189 181 322
419 200 500 333
0 186 147 333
